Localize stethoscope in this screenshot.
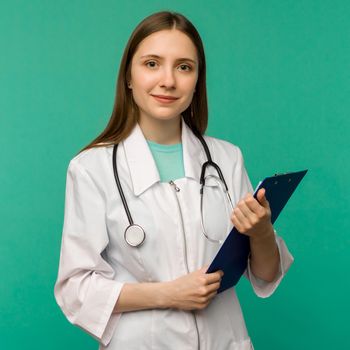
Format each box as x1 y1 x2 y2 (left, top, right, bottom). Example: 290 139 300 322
112 130 234 247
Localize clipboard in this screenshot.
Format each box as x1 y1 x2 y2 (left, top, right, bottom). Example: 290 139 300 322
206 169 308 293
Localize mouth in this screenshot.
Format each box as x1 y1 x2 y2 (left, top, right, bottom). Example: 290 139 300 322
151 94 179 104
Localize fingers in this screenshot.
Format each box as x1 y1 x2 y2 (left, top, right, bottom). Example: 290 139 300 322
193 290 218 309
198 280 221 295
174 269 223 311
231 212 245 233
231 192 270 230
204 270 223 284
190 284 220 311
243 192 267 215
235 199 255 218
196 269 222 297
231 200 260 233
204 282 221 295
256 188 270 209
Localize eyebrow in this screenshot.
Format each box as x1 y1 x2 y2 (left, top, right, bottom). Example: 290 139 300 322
139 54 197 64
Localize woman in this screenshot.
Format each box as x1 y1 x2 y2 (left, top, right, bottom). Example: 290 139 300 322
54 11 293 350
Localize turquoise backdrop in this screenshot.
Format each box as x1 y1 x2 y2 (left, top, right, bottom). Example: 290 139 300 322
1 1 349 349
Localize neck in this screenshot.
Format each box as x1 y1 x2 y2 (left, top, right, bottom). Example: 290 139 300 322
139 115 182 145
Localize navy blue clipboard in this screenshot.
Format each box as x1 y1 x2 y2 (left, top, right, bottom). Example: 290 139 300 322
206 169 308 293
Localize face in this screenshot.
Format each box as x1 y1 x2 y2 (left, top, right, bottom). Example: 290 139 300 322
129 29 198 126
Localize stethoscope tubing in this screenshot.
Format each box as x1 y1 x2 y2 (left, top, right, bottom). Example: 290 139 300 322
112 128 233 247
112 144 134 226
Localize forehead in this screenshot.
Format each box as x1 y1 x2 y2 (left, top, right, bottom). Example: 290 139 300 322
133 29 198 61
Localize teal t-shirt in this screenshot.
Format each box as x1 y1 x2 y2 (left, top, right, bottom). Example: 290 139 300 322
146 140 185 182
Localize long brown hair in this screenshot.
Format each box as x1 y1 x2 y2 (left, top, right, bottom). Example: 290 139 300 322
81 11 208 152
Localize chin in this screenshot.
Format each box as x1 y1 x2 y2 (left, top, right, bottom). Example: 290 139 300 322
151 113 181 122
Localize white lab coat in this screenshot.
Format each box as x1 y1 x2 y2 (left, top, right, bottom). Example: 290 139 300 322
54 119 294 350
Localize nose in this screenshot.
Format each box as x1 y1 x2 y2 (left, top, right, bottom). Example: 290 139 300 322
159 66 176 89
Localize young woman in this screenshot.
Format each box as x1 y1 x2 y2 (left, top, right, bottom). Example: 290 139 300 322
54 11 293 350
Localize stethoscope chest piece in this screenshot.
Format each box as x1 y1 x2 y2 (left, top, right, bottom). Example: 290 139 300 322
124 224 146 247
113 127 233 247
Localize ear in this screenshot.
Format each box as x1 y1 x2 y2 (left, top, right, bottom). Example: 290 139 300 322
127 81 132 89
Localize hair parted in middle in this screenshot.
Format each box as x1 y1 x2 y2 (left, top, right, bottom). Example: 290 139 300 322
81 11 208 152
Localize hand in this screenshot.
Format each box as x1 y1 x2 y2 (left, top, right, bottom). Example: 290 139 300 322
164 267 223 311
230 188 274 241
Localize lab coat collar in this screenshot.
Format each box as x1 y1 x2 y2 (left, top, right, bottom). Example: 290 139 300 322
121 117 205 196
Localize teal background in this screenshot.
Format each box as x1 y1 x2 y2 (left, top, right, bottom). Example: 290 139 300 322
1 0 349 349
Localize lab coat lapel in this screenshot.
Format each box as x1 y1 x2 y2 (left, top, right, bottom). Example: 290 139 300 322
122 118 205 196
182 120 205 183
122 123 160 196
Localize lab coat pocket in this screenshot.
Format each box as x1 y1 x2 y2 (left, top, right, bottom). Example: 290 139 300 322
200 179 232 243
107 310 153 349
151 309 197 349
106 196 156 283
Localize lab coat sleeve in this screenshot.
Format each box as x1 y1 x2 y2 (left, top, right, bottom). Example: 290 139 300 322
245 231 294 298
54 160 124 346
233 147 294 298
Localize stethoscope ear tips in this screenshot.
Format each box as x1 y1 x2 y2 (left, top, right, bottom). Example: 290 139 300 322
124 224 146 247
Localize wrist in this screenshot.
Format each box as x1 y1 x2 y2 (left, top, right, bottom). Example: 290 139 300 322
250 226 275 245
157 281 175 309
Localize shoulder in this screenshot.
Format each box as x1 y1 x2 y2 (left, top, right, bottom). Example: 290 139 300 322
66 144 114 182
203 135 244 166
200 134 253 194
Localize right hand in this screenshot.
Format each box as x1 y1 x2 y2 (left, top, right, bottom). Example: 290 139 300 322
163 267 223 311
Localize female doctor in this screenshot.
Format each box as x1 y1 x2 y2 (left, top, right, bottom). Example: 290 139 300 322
54 11 293 350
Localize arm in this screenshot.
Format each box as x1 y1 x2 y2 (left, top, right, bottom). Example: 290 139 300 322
230 146 293 294
231 188 280 282
113 267 223 313
249 228 280 282
54 161 124 346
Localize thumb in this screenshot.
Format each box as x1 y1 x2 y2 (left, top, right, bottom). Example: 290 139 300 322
257 188 269 208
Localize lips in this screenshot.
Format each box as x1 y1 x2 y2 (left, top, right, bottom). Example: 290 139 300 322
151 94 179 103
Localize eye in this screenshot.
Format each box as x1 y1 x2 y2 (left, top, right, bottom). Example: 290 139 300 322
145 60 158 69
178 64 192 72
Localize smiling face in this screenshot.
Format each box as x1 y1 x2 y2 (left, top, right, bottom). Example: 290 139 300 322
129 29 199 130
